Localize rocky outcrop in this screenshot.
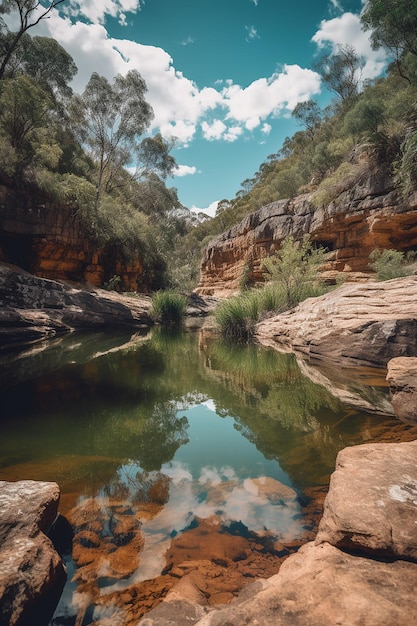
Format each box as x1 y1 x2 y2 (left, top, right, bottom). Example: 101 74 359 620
0 176 144 290
256 276 417 367
196 162 417 296
0 480 66 626
386 357 417 424
139 440 417 626
0 262 153 349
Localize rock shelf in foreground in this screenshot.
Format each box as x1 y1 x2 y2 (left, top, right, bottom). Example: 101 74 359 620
139 439 417 626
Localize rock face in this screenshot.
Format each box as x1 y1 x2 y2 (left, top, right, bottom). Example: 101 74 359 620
256 276 417 367
0 262 153 349
0 480 66 626
139 440 417 626
196 162 417 296
386 357 417 424
0 176 144 290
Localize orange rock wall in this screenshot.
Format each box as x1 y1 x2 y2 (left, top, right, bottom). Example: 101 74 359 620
0 178 143 291
197 165 417 296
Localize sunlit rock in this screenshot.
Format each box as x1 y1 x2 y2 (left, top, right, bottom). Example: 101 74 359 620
386 357 417 424
0 480 66 626
316 439 417 561
257 276 417 367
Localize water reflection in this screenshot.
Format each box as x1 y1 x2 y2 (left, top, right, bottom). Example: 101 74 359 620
0 326 406 624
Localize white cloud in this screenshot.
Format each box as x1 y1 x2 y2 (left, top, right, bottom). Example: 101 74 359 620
223 65 321 129
64 0 142 25
224 126 244 142
174 164 198 177
312 12 388 81
201 119 227 140
261 123 272 135
245 25 260 42
32 10 323 146
191 201 219 218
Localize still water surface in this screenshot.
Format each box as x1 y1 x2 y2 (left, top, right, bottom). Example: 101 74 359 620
0 326 400 623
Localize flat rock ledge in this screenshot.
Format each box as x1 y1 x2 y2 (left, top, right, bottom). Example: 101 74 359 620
0 480 66 626
0 262 153 350
139 439 417 626
256 276 417 367
386 357 417 424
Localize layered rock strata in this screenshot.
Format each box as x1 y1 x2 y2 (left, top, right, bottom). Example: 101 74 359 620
0 176 143 290
139 440 417 626
196 164 417 296
0 480 66 626
256 276 417 367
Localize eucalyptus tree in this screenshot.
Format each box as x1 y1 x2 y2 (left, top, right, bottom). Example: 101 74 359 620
0 0 65 80
314 44 362 105
70 70 155 211
361 0 417 82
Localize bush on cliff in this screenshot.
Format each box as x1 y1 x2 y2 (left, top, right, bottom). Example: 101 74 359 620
369 248 416 280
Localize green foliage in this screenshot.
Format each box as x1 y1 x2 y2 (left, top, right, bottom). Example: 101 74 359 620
0 74 54 170
369 248 415 280
361 0 417 81
103 275 121 291
262 235 328 308
151 291 187 326
396 130 417 195
214 293 260 342
215 237 329 342
311 162 362 208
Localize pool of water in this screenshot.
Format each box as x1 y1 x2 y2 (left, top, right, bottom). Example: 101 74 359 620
0 326 404 624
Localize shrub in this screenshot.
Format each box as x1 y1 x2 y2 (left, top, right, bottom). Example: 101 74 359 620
262 235 328 308
151 291 187 326
369 248 415 280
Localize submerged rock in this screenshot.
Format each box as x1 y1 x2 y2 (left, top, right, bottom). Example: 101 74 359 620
0 480 66 626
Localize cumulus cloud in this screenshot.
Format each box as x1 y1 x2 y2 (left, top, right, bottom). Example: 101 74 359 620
174 164 198 177
312 12 388 81
28 5 323 156
223 65 321 129
202 119 227 140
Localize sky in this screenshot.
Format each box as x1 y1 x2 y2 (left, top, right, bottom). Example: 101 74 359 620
18 0 389 216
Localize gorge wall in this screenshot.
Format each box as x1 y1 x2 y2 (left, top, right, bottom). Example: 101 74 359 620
0 176 143 291
196 160 417 296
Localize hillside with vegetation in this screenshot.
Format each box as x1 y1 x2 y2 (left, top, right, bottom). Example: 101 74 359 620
189 1 417 275
0 1 417 292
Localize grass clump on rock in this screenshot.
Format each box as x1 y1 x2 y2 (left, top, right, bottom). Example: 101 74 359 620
215 235 329 342
151 291 187 326
214 293 260 342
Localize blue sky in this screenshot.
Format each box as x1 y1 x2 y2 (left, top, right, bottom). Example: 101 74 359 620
24 1 388 215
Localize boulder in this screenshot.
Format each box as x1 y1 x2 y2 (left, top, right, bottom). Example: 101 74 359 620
386 357 417 423
0 480 66 626
256 276 417 367
316 440 417 561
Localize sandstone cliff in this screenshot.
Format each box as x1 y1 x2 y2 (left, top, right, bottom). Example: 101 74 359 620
197 160 417 296
0 176 144 291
